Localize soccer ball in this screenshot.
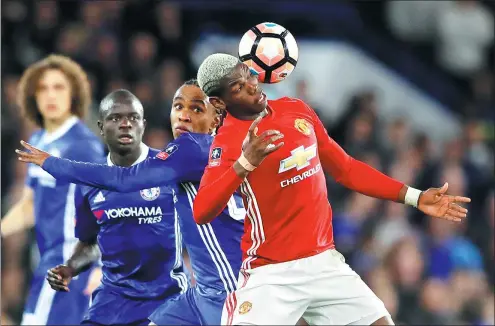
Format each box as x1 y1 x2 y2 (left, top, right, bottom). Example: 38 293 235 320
238 22 299 84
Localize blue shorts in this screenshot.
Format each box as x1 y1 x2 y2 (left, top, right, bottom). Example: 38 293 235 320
149 287 225 325
22 268 92 325
82 286 172 326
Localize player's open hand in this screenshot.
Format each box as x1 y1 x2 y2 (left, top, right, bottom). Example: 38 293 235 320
417 182 471 222
46 264 74 292
16 141 50 166
242 116 284 167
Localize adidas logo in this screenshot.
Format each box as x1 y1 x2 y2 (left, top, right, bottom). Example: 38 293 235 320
93 191 105 204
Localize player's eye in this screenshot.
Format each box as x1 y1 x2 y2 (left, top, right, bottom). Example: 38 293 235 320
111 117 119 122
193 107 204 113
174 104 183 110
234 84 243 93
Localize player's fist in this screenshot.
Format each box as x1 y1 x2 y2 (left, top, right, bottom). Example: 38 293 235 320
46 264 74 292
16 141 50 167
241 116 284 167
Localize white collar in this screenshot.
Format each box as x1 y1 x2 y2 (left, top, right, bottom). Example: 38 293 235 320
41 116 79 144
107 143 149 166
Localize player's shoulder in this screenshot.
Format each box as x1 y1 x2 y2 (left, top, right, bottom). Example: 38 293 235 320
147 147 161 158
154 133 212 161
71 121 98 139
171 132 213 148
268 96 309 112
70 122 104 150
213 119 246 145
76 183 94 199
210 127 237 152
173 132 213 156
183 132 214 147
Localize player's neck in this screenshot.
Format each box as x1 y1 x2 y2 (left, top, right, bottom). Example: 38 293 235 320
43 115 74 133
229 108 268 121
109 148 143 167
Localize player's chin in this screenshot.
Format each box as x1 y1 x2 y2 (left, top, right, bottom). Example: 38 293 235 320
250 101 267 113
173 128 190 138
40 110 66 121
116 138 135 147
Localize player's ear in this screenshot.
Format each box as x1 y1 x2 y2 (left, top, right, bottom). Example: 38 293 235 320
208 96 226 111
97 120 104 136
142 118 147 131
210 109 223 132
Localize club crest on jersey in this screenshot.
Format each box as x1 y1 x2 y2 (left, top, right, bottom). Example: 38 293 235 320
209 147 222 167
239 301 252 315
294 118 312 136
156 144 179 160
140 187 161 201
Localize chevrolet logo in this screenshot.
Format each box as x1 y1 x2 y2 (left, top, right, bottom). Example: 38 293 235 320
278 144 317 173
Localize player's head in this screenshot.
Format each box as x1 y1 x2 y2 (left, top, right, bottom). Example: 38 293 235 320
17 54 91 128
197 53 267 117
98 89 146 154
170 79 222 139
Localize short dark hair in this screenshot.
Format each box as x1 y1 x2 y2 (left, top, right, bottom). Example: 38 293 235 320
99 89 143 118
17 54 91 127
183 78 199 87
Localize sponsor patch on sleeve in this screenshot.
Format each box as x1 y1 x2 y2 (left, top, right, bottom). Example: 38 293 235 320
156 144 179 160
209 147 222 167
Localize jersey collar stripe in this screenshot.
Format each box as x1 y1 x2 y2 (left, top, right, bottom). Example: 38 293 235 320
240 179 266 269
40 116 79 145
107 143 150 166
181 183 238 292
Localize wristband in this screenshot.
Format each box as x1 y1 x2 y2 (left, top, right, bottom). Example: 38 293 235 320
238 153 257 172
405 187 422 208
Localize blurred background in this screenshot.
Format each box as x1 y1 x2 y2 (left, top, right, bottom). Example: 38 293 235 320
1 0 494 325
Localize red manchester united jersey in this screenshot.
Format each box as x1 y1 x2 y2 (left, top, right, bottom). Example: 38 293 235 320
195 97 403 269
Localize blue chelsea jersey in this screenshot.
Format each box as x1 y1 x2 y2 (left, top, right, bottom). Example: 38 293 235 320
40 132 246 296
75 144 187 299
176 181 245 295
25 117 105 273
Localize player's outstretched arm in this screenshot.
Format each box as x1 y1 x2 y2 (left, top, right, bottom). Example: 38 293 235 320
15 137 204 192
194 116 283 224
302 100 471 222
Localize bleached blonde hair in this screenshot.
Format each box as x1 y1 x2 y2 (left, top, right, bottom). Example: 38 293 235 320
197 53 239 96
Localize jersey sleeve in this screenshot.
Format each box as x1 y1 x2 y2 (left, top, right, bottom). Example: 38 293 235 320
193 136 244 224
41 134 205 192
300 99 404 201
74 186 99 243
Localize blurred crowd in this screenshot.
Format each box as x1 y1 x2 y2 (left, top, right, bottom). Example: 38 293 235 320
326 89 494 325
384 0 494 121
1 1 494 325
